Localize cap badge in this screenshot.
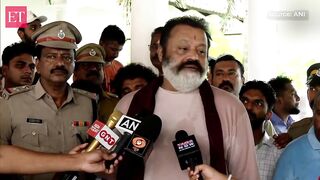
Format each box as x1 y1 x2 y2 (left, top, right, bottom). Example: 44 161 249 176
316 68 320 77
89 49 96 56
58 29 66 39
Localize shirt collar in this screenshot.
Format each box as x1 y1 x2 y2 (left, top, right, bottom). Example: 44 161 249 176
34 81 76 104
307 126 320 150
271 111 294 126
256 131 273 149
34 81 46 100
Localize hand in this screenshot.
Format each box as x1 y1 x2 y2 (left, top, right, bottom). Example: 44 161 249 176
77 149 118 174
69 143 88 154
188 164 228 180
273 133 292 149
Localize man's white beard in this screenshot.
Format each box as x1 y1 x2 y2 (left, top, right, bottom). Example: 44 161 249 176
162 59 208 93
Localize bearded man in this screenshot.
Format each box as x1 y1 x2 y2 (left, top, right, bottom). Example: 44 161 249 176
114 16 259 180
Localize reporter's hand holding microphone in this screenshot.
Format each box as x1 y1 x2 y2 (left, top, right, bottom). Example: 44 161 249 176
67 143 120 174
172 130 235 180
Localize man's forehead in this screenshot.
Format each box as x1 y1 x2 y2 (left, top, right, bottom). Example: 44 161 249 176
309 84 320 89
243 89 267 101
170 25 207 40
27 20 41 27
214 61 240 70
11 53 34 60
78 62 103 65
284 83 295 91
42 47 74 54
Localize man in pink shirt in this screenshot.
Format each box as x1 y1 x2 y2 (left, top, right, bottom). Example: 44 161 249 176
115 16 259 180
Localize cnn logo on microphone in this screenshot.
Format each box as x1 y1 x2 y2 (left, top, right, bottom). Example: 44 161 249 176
99 130 116 146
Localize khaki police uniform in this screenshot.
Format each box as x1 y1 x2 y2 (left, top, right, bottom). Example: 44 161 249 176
74 43 119 121
0 81 93 152
98 91 119 121
0 21 93 180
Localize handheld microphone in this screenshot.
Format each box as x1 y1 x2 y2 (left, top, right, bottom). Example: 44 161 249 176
59 111 122 180
86 110 122 152
106 114 161 166
172 130 203 171
124 114 162 162
115 114 142 135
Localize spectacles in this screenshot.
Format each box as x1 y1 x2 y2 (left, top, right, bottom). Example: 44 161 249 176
42 54 74 63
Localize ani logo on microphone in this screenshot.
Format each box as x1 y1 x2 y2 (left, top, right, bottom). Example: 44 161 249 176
115 115 141 134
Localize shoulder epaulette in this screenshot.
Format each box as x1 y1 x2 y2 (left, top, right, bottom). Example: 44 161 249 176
73 88 98 101
1 85 32 100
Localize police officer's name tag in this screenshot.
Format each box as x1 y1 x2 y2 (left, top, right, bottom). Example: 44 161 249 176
27 118 43 124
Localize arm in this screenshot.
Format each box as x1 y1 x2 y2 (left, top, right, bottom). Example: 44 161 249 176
0 99 13 145
0 145 117 174
273 133 292 149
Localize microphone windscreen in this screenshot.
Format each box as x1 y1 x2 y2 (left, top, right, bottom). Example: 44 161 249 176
134 114 162 142
175 130 188 141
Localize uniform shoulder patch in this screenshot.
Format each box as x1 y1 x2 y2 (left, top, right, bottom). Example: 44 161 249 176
73 88 98 100
1 85 32 99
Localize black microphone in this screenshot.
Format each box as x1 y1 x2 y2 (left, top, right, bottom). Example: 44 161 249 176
104 131 131 167
116 114 162 180
104 113 146 167
123 113 162 162
172 130 203 171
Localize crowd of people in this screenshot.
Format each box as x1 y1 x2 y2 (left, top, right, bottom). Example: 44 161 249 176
0 10 319 180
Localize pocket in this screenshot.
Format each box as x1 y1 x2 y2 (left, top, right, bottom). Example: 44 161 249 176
72 127 89 144
19 123 48 147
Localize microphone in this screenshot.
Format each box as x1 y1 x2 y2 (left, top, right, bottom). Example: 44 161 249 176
124 114 162 162
106 114 161 166
86 110 122 152
58 111 122 180
115 114 162 180
115 114 142 135
172 130 203 171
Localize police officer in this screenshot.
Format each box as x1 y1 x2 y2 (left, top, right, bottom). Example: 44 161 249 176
0 21 95 180
72 43 119 121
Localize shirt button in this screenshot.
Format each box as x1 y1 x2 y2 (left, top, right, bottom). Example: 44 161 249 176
58 131 61 135
32 131 37 136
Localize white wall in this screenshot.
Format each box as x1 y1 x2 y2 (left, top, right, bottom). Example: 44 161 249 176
0 0 131 66
131 0 169 74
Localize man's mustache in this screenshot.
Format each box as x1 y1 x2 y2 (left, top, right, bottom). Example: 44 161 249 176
50 66 68 74
218 80 234 90
177 60 203 74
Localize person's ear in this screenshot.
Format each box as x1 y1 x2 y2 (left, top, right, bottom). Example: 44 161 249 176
17 29 25 40
35 57 41 74
2 65 9 77
266 111 272 120
158 45 163 63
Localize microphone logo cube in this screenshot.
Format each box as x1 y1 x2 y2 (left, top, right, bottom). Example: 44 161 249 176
95 125 119 150
126 134 150 157
87 120 119 150
115 115 141 134
87 120 104 137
